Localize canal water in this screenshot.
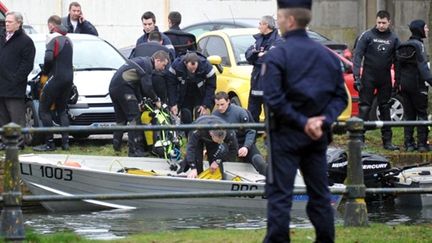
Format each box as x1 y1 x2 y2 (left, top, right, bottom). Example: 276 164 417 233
23 203 432 240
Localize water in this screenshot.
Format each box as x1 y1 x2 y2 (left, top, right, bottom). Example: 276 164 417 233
22 203 432 240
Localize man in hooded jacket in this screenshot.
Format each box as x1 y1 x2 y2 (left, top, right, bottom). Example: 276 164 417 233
395 19 431 152
33 15 74 152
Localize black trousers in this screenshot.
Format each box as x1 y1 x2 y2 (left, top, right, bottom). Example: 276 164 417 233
239 144 266 175
358 70 393 142
247 94 263 123
264 130 334 243
110 87 146 156
0 97 26 146
39 86 71 145
401 88 429 146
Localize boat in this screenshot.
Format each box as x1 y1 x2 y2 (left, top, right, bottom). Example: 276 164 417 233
394 166 432 207
18 154 344 212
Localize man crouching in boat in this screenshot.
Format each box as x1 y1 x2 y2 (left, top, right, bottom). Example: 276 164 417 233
179 115 238 178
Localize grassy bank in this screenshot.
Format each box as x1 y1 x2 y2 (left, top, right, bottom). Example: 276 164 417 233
21 224 432 243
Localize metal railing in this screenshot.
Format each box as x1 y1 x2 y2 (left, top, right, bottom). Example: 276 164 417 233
1 119 432 240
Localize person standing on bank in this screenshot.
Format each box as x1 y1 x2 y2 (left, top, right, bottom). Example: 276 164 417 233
212 91 267 175
261 1 348 242
395 20 431 152
0 11 36 150
109 51 170 156
33 15 74 152
245 15 281 122
136 11 175 58
353 10 400 150
61 1 98 36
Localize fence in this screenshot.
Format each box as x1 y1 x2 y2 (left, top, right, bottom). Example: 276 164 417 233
1 118 432 241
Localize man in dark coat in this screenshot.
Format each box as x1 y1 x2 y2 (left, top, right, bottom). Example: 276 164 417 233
395 20 432 152
0 11 35 149
353 10 400 150
212 91 266 175
136 11 175 58
61 1 98 36
164 11 197 57
245 15 281 122
109 51 170 156
167 52 216 125
130 31 174 104
33 15 74 152
261 1 348 242
182 115 238 178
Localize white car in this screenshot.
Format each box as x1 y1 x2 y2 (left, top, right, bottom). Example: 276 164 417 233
25 34 126 145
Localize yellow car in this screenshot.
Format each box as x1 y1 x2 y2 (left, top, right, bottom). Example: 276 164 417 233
198 28 352 121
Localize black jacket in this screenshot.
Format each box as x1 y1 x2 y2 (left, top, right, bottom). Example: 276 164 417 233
136 26 175 58
245 29 281 95
167 52 216 109
109 57 158 102
61 15 98 36
43 26 74 93
0 28 36 98
185 115 238 168
353 27 400 77
212 104 256 149
130 41 174 61
164 26 197 57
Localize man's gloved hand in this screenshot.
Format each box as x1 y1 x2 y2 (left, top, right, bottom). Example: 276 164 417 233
353 76 361 92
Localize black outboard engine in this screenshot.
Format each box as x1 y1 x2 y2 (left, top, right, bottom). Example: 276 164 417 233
327 147 391 188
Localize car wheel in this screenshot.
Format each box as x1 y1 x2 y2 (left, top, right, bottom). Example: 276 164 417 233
369 95 404 121
24 100 44 146
230 96 241 107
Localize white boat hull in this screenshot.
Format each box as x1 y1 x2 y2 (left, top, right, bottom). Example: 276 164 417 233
19 154 343 212
394 167 432 207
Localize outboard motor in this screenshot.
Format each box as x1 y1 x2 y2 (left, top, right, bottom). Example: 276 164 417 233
327 147 391 188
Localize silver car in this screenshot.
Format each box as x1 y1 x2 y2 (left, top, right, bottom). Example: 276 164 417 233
25 34 126 145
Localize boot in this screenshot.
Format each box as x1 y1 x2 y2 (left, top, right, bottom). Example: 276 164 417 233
33 140 56 152
251 154 267 176
418 145 429 153
383 142 399 151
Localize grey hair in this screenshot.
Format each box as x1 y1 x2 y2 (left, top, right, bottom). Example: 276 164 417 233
6 11 24 27
261 15 276 30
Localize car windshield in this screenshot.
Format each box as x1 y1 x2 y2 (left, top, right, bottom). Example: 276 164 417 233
307 31 330 42
230 35 255 65
32 38 125 72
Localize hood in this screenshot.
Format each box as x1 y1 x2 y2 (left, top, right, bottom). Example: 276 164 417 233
73 70 116 96
396 43 417 63
409 19 426 39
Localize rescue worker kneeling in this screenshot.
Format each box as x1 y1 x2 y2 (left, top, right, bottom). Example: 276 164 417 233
177 115 238 178
109 51 170 157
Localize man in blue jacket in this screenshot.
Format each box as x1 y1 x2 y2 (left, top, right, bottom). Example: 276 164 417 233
261 1 348 242
167 52 216 125
245 15 281 122
61 2 98 36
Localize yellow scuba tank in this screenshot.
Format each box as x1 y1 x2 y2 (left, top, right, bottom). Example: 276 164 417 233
141 110 154 146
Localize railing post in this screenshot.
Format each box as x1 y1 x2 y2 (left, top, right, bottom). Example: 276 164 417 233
1 123 25 241
343 117 369 227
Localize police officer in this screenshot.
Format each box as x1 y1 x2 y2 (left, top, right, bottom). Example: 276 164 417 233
109 51 170 156
245 15 281 122
164 11 197 57
167 52 216 124
353 10 400 150
33 15 73 151
182 115 238 179
130 30 173 104
261 1 348 242
396 20 431 152
212 91 266 175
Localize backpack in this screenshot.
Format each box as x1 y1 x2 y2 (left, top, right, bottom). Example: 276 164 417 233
396 42 420 87
396 42 417 65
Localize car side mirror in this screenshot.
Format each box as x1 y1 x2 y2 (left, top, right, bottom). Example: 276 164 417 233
207 55 223 74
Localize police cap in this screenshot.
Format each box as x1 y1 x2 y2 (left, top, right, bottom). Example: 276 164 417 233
277 0 312 9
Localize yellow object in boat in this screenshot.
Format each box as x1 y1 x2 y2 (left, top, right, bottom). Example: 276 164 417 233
198 167 222 180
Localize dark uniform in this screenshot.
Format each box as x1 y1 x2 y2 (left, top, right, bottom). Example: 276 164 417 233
262 1 348 242
184 115 238 174
109 57 159 157
213 103 266 174
353 22 400 149
245 28 281 122
136 26 175 58
396 20 432 152
34 26 74 151
164 25 197 57
167 52 216 124
130 42 173 104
